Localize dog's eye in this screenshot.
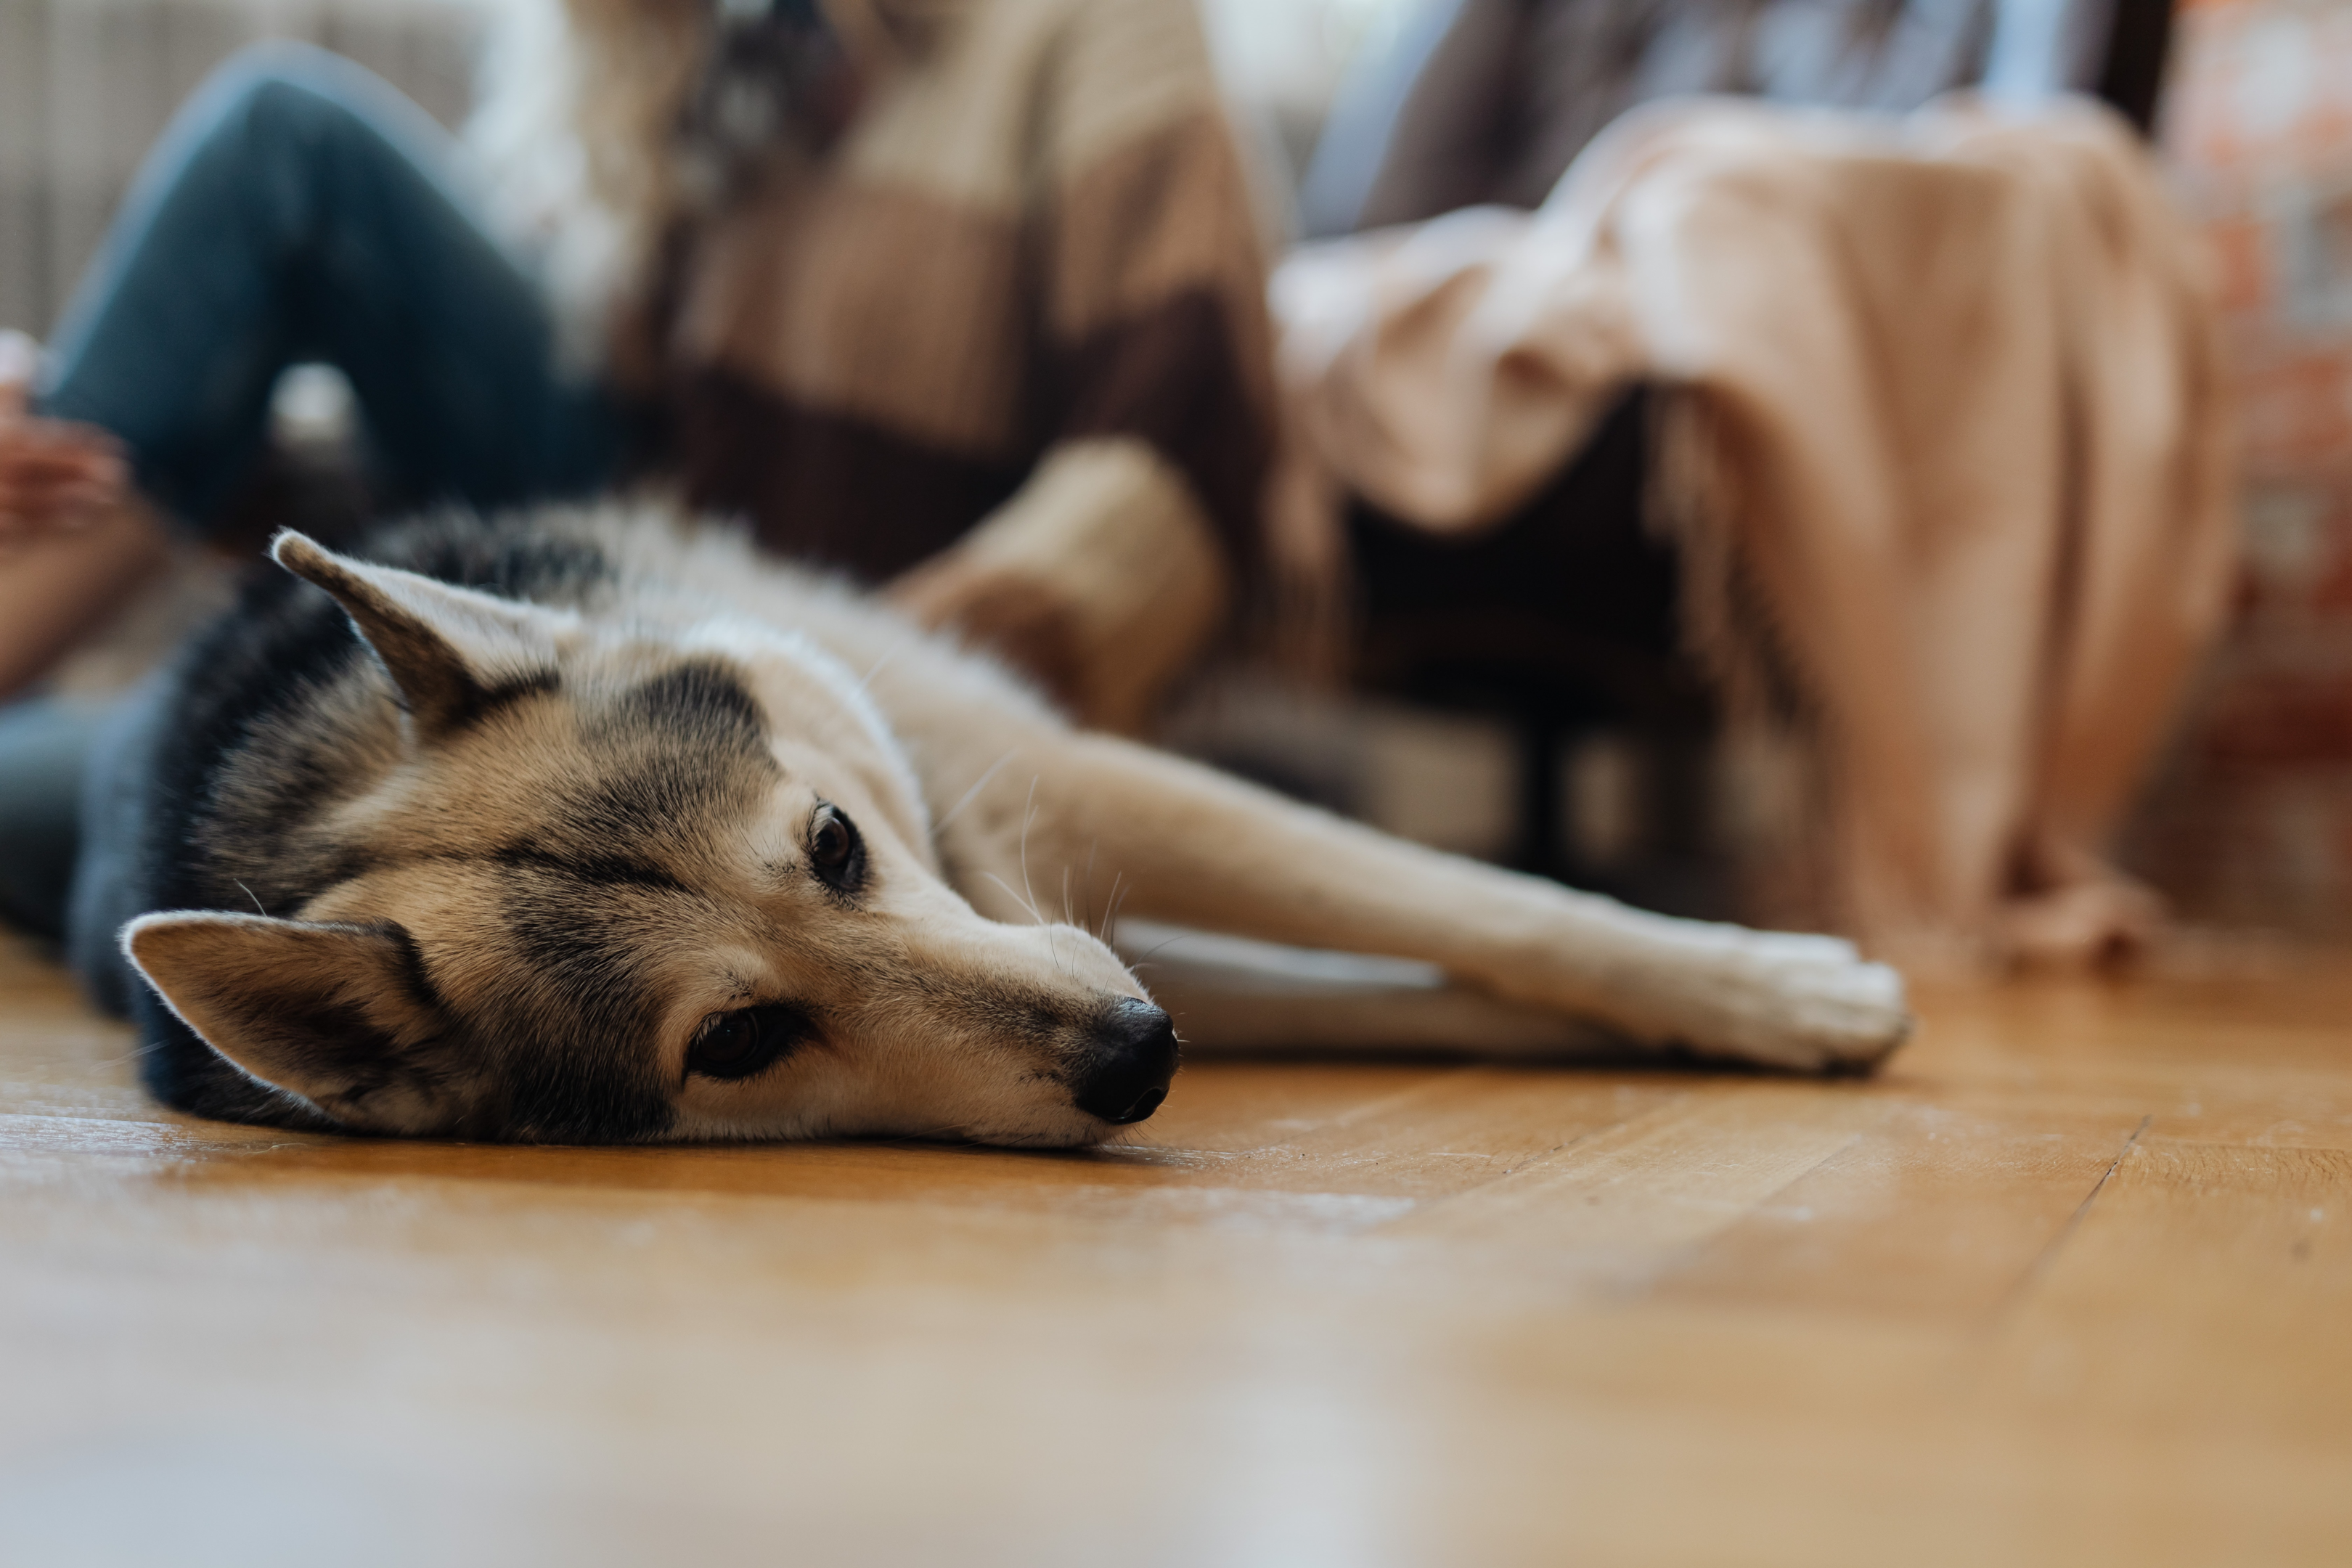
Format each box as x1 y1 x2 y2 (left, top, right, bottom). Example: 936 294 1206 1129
812 809 852 868
807 803 863 892
687 1003 809 1081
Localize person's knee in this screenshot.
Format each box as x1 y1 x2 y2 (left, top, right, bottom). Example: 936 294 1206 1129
194 41 377 155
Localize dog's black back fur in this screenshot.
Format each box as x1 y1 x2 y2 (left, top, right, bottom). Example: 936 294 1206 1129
70 514 621 1130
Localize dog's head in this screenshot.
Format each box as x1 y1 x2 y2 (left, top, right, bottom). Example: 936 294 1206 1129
121 531 1172 1146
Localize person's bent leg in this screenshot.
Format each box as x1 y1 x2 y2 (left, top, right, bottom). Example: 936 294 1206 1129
36 39 620 526
7 42 620 699
0 698 117 942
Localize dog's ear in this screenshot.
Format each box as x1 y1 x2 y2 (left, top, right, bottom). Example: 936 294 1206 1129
270 530 572 738
123 911 473 1135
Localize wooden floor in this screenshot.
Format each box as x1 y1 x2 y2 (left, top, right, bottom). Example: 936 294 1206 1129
1 934 2347 1567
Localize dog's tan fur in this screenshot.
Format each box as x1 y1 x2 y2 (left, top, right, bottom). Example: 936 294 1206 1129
123 505 1907 1146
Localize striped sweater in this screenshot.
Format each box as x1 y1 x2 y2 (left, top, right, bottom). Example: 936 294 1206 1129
666 0 1274 585
481 0 1276 724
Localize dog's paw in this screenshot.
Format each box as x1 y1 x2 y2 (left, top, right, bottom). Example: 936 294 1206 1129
1498 908 1913 1072
1688 933 1911 1071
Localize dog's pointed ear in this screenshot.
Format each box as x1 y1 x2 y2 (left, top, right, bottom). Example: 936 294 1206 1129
123 911 472 1135
270 530 569 738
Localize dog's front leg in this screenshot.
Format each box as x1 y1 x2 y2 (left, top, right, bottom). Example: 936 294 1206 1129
965 733 1908 1071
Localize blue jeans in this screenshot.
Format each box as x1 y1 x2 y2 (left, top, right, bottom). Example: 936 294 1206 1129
0 701 110 942
4 43 624 945
36 40 624 525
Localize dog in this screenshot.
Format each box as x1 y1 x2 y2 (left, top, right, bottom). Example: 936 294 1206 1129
70 504 1910 1146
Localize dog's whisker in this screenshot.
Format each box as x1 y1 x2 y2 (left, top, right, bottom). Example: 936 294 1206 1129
1019 775 1064 973
1082 840 1099 936
981 872 1045 926
1102 873 1132 947
1133 932 1190 967
851 644 899 698
934 748 1016 835
234 881 269 918
1019 776 1041 916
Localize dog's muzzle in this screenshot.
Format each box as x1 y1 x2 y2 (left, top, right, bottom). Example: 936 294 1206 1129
1070 998 1180 1125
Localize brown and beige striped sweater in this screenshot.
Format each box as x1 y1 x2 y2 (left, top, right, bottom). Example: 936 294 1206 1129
658 0 1275 606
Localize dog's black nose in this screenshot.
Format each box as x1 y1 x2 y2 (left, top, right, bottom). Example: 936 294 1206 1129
1071 998 1179 1125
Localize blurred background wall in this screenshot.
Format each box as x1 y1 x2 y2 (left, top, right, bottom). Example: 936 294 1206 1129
2128 0 2352 934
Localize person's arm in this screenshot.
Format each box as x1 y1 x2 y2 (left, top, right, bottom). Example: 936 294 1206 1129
0 334 131 544
889 0 1275 734
0 332 171 703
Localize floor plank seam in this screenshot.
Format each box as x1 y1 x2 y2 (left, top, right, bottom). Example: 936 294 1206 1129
1989 1111 2151 1325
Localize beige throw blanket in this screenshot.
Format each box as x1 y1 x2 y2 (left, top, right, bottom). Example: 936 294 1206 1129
1272 97 2236 968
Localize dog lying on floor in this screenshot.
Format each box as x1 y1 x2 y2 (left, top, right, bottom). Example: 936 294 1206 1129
71 505 1910 1145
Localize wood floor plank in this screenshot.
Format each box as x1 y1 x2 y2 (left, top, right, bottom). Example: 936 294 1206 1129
4 931 2352 1565
1164 1066 1696 1199
1376 1085 1885 1290
1651 1097 2149 1323
1990 1139 2352 1437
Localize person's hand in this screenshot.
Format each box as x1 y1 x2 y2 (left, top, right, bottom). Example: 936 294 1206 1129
886 444 1233 732
0 332 131 547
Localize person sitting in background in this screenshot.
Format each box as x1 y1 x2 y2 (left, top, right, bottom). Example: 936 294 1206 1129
0 0 1272 723
0 0 1274 942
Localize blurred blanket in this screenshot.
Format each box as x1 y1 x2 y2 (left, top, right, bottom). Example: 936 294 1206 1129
1271 97 2236 968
